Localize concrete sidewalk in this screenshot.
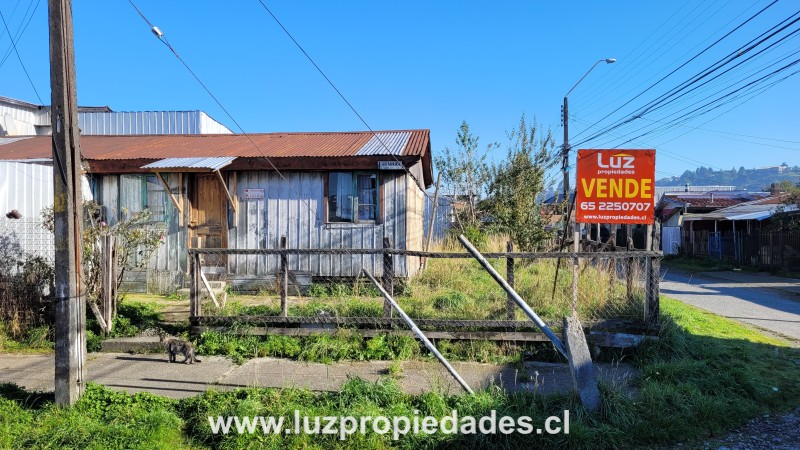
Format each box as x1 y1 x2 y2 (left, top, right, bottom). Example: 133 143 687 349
0 353 636 399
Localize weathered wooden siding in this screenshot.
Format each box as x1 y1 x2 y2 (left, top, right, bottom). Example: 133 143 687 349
227 171 411 278
95 170 421 293
96 174 186 293
405 173 425 277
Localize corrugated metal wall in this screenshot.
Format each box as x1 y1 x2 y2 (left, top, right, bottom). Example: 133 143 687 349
78 111 232 135
423 194 453 244
0 160 54 218
0 103 47 135
227 171 411 278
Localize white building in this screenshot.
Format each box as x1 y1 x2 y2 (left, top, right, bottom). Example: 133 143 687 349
0 95 232 262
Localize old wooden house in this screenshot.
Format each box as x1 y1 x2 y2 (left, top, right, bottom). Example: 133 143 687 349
0 130 433 292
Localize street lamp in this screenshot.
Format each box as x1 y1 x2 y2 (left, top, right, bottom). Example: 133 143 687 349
561 58 616 201
561 57 615 314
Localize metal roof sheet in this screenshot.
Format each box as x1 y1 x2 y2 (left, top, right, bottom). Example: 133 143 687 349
682 201 797 221
141 156 235 171
356 131 411 156
0 130 430 160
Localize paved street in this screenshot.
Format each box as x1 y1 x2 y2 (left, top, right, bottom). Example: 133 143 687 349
661 269 800 341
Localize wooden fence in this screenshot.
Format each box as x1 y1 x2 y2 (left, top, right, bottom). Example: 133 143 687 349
187 244 662 344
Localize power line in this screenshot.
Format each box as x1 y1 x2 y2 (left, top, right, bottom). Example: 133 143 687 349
253 0 424 189
608 55 800 149
572 3 789 146
589 44 800 149
569 114 725 171
0 0 41 69
573 0 736 113
0 8 44 105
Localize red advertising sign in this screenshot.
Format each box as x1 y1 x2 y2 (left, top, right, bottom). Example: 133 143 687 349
575 149 655 224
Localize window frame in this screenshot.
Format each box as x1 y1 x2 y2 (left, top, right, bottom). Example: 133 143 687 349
324 171 382 225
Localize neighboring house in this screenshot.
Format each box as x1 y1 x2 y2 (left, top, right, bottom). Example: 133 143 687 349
0 130 434 291
656 190 771 255
681 194 798 265
0 95 232 218
0 96 233 263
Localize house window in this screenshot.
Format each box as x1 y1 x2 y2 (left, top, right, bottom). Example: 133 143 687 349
328 172 379 222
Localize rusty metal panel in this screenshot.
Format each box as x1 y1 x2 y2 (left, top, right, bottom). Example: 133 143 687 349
0 130 430 160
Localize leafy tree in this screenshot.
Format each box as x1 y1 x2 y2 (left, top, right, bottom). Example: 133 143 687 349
483 115 557 251
766 180 800 230
434 121 496 230
42 201 165 332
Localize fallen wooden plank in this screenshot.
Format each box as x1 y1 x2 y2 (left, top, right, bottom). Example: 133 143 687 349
190 325 652 348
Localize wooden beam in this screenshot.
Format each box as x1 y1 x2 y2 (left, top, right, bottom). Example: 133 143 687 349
214 170 237 213
230 172 238 227
198 268 220 309
153 172 183 226
188 326 655 348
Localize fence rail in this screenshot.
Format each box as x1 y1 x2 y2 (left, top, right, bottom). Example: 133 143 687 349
188 244 662 335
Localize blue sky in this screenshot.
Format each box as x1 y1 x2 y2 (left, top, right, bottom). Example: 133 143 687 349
1 1 798 185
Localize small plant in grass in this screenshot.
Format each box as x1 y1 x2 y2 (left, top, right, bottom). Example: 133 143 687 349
307 283 329 298
386 360 403 378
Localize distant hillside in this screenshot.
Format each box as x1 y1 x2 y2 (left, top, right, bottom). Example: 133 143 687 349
657 164 800 191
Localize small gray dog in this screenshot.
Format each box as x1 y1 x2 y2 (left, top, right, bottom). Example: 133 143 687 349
159 332 201 364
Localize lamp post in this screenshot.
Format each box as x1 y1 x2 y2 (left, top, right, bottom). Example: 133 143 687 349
562 57 614 314
561 58 615 201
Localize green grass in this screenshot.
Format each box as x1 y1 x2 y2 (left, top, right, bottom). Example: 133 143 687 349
1 295 797 449
0 324 53 353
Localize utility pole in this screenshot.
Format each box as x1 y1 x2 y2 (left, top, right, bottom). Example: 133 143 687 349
562 97 570 202
49 0 86 406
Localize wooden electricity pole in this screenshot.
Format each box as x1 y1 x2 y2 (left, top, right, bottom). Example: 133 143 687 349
49 0 86 406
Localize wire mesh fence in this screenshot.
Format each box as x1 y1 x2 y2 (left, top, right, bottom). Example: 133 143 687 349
0 217 54 263
188 239 660 331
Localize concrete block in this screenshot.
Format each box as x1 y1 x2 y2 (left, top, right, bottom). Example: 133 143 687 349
100 336 162 354
563 315 601 412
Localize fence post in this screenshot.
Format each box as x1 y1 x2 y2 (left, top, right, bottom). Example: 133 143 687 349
382 237 394 317
624 225 633 300
101 235 114 335
506 241 515 320
645 256 660 327
280 235 288 317
189 253 200 325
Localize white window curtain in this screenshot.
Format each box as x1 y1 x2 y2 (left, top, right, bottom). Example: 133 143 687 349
335 172 352 220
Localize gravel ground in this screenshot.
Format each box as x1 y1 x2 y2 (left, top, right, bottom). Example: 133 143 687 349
665 407 800 449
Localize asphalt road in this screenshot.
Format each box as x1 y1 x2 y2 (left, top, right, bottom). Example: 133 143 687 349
661 270 800 341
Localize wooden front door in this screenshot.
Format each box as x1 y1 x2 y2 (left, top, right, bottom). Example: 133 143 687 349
191 174 227 272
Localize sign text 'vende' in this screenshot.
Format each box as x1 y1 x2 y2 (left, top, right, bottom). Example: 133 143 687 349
575 149 655 224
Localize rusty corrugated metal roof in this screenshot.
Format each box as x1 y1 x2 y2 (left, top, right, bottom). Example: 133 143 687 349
0 130 430 161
